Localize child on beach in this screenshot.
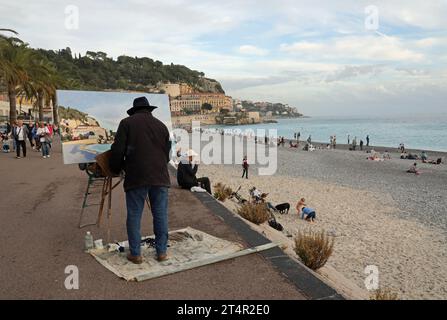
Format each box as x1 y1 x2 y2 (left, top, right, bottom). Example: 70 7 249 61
2 134 10 153
296 198 316 222
407 163 420 175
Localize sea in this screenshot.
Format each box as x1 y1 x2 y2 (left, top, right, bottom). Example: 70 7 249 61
208 114 447 152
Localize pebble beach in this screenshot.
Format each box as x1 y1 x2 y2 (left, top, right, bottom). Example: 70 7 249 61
195 138 447 299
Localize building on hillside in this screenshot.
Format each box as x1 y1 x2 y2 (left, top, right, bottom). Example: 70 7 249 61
247 111 260 123
170 98 202 116
181 93 233 113
159 83 181 98
159 82 195 98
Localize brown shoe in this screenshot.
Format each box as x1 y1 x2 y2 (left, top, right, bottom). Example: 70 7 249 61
127 254 143 264
157 253 168 262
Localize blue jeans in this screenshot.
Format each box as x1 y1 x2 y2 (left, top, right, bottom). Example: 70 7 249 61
126 186 169 256
41 142 50 157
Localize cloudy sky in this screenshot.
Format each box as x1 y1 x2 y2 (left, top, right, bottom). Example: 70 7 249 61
1 0 446 116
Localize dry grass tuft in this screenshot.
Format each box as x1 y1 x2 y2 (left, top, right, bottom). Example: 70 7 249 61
237 202 270 225
294 230 334 270
213 183 233 201
370 288 399 300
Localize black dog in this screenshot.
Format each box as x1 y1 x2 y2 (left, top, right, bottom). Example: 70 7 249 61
275 203 290 214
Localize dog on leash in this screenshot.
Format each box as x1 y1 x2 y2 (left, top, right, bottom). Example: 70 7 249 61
275 203 290 214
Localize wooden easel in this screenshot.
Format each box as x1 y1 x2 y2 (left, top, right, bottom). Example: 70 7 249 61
79 150 150 244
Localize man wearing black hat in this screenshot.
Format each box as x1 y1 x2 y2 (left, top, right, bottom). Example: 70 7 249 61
109 97 171 264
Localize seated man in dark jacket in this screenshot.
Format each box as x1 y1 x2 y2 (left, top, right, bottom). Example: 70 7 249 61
177 150 211 194
109 97 171 264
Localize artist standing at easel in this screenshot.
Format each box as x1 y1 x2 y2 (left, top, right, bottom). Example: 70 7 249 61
110 97 171 264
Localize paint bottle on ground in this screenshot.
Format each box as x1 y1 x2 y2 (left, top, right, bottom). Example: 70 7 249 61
85 231 94 251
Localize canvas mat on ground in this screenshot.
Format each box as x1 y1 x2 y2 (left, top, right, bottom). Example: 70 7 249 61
89 227 244 282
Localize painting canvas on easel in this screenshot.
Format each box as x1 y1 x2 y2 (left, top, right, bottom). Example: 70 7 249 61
57 90 172 165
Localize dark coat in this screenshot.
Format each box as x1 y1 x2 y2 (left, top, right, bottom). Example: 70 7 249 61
109 109 171 191
177 162 198 189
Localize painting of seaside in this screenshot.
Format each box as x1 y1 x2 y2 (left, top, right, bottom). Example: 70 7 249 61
57 90 172 164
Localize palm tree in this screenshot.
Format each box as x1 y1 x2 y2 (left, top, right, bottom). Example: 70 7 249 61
0 40 33 123
19 56 55 122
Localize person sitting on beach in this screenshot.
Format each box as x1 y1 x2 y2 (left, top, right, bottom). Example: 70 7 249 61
296 198 316 222
400 151 408 159
407 163 420 175
383 151 391 160
424 158 442 165
289 140 298 148
177 149 212 194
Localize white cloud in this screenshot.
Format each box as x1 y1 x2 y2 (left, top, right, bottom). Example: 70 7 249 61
238 45 269 56
1 0 446 116
280 35 425 62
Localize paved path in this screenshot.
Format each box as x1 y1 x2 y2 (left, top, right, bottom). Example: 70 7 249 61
0 140 306 299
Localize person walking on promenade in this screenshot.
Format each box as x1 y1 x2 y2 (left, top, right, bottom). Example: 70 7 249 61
37 122 51 158
366 135 370 146
12 118 28 159
242 156 249 179
32 123 40 152
110 97 171 264
10 121 16 153
27 123 35 150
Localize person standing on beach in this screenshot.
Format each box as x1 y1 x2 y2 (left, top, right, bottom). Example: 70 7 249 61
347 134 350 145
360 139 364 151
109 97 171 264
297 132 301 141
366 135 370 147
307 135 312 145
242 156 249 179
12 118 28 159
333 135 337 149
352 137 357 151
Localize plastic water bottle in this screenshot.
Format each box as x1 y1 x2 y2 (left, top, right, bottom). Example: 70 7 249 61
85 231 94 251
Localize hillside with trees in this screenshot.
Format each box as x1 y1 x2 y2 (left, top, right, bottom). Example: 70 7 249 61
36 47 225 93
0 28 224 124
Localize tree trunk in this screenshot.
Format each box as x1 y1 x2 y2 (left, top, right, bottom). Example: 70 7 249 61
51 93 59 125
8 84 17 124
38 90 44 122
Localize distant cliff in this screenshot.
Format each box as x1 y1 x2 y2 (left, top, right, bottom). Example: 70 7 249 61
36 47 225 94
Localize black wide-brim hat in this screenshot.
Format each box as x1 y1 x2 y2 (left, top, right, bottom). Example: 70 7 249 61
127 96 158 116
